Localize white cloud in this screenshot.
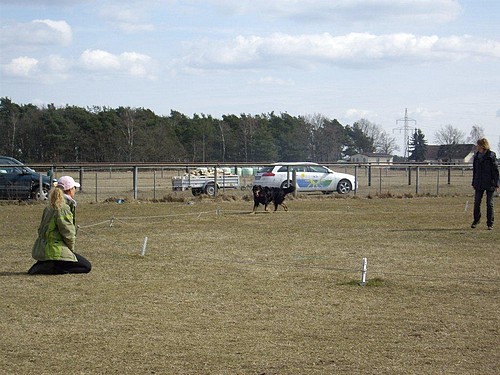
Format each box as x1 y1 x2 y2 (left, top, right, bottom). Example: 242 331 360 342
2 54 72 82
344 108 374 120
45 54 71 73
414 107 444 120
100 4 155 33
80 49 121 71
35 19 73 45
208 0 462 23
0 19 72 48
3 57 39 77
79 49 156 79
121 52 154 77
182 32 500 70
3 49 156 82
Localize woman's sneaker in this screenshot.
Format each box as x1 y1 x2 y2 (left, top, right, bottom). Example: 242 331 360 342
471 222 479 228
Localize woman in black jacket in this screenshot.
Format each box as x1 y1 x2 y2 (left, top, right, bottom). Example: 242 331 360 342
471 138 499 230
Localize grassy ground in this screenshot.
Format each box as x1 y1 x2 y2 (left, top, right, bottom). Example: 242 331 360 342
1 194 499 374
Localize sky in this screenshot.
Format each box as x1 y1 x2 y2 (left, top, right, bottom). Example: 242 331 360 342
1 0 499 154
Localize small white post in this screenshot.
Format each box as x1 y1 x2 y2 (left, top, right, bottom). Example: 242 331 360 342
140 236 148 257
464 200 469 213
360 257 368 286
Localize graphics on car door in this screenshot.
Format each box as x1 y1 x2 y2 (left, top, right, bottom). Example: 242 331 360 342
295 165 333 190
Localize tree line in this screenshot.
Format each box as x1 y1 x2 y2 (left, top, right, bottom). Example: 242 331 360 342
0 97 405 163
3 97 483 164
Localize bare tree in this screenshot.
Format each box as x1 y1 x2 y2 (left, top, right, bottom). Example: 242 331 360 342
434 124 466 145
240 115 257 162
355 118 400 154
357 118 382 144
376 130 400 154
467 125 484 143
303 113 328 160
119 107 135 162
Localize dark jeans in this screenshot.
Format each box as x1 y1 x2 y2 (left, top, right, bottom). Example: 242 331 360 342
28 253 92 275
473 189 495 227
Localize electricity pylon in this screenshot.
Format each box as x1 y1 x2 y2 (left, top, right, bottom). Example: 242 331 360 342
394 108 416 160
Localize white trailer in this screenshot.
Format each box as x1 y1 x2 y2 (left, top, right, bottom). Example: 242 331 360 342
172 170 240 196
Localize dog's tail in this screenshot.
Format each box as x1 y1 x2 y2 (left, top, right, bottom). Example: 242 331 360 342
283 185 295 195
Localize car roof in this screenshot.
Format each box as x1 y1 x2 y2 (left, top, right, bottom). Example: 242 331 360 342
0 156 22 164
271 162 320 166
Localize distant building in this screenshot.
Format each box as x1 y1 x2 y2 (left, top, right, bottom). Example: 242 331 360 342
350 152 394 165
424 144 475 164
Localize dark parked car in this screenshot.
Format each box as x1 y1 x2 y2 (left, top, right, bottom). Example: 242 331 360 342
0 156 55 200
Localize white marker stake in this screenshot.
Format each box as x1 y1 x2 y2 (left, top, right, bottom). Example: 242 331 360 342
464 200 469 213
141 236 148 257
360 257 368 286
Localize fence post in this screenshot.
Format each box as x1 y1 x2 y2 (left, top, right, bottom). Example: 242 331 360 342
448 166 451 185
133 166 138 200
354 166 358 196
408 167 412 185
79 167 83 192
222 170 225 194
292 170 297 197
95 172 98 203
214 165 218 197
379 167 382 195
436 168 440 196
368 164 372 187
415 166 419 195
38 174 43 201
153 170 157 201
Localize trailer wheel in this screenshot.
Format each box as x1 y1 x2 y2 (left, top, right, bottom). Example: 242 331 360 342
204 182 216 196
191 188 203 196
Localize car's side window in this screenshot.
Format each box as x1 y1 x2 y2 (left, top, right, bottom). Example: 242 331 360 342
308 166 328 173
0 165 13 173
278 166 307 173
278 166 295 173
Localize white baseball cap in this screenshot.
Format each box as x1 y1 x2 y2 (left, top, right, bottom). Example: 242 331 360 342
57 176 81 190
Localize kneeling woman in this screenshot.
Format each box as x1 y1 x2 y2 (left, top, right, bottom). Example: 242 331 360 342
28 176 91 275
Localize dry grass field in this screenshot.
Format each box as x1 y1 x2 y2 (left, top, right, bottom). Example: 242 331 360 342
1 193 499 374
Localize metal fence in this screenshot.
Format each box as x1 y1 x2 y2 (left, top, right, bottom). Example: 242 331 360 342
20 163 479 203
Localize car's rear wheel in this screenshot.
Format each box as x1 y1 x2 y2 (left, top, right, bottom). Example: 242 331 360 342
280 180 293 189
337 179 352 194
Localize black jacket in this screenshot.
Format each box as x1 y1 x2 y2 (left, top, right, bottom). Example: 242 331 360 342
472 150 500 191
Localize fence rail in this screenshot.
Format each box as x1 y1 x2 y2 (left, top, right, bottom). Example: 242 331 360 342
11 162 481 203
